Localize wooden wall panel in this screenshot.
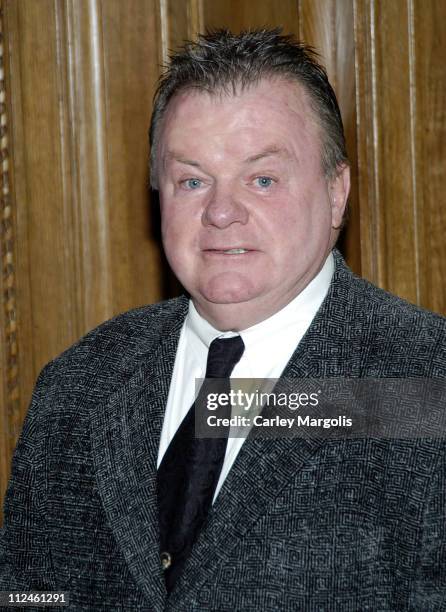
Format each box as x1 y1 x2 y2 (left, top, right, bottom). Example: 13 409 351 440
0 0 18 507
201 0 299 33
6 0 163 368
354 0 446 312
357 0 418 302
90 0 163 316
62 0 164 329
160 0 202 54
298 0 360 274
353 0 378 285
8 0 80 369
63 0 114 332
0 0 81 494
412 0 446 313
376 0 418 303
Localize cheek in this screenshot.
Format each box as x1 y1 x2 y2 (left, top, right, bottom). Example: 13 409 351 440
266 194 332 265
287 185 332 232
161 213 186 267
161 214 178 243
161 195 203 238
162 206 190 244
161 208 200 281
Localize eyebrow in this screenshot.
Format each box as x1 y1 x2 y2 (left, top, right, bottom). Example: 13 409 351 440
164 151 202 169
244 147 289 163
163 146 289 170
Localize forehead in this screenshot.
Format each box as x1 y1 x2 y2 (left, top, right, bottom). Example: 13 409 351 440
159 78 322 162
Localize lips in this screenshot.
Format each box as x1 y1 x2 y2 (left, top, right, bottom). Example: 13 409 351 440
201 245 255 253
204 248 249 254
222 248 247 254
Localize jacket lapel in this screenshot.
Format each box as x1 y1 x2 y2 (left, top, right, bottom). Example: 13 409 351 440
90 299 188 611
168 252 361 609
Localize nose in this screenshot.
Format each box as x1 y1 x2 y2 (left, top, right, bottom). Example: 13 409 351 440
201 185 249 228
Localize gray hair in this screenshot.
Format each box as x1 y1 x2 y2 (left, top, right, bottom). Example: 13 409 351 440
149 28 348 189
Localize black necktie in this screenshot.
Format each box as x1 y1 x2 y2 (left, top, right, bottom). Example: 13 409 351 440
157 335 245 592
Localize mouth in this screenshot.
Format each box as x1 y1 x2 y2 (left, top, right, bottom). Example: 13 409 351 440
203 248 252 255
220 248 248 254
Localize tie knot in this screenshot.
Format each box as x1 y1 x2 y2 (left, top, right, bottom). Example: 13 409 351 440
205 336 245 378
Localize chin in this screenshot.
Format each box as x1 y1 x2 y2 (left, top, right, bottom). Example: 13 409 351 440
200 288 256 305
196 275 261 305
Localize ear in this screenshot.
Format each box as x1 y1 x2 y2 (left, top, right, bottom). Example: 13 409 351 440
328 164 350 229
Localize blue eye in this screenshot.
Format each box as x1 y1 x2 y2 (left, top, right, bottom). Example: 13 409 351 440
255 176 274 188
184 178 202 190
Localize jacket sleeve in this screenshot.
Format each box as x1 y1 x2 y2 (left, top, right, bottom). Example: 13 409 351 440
409 447 446 611
0 363 56 591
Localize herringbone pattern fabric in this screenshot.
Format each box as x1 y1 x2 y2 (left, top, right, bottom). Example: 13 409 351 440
0 250 445 611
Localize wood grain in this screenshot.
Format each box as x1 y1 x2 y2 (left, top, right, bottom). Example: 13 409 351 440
4 0 166 367
93 0 164 317
298 0 361 274
412 0 446 313
374 0 418 302
201 0 299 34
354 0 446 312
0 0 18 511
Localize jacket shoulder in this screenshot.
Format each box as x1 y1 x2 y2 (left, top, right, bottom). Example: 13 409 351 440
352 272 446 330
40 295 189 398
347 271 446 375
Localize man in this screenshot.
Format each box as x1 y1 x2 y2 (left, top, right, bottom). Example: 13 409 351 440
0 29 445 611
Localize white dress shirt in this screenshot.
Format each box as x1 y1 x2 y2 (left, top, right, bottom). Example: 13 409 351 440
157 252 335 501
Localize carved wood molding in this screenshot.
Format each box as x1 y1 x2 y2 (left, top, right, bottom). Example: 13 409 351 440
0 1 20 438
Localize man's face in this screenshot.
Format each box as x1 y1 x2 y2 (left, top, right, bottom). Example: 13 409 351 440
157 78 349 330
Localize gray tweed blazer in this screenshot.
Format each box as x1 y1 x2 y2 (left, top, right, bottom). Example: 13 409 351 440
1 250 445 611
